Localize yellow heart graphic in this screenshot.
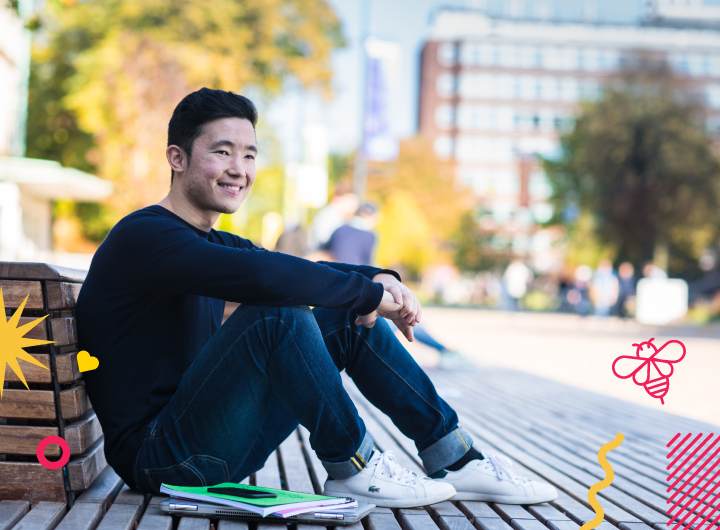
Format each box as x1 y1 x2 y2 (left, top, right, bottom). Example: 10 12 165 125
77 350 100 373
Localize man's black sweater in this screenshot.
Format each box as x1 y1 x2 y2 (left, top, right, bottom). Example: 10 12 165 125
76 205 394 486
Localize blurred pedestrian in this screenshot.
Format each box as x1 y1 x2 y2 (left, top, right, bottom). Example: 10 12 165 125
325 202 465 368
323 202 378 265
274 223 309 257
309 184 359 252
590 259 619 317
643 262 668 279
568 264 593 316
502 259 533 311
614 261 636 318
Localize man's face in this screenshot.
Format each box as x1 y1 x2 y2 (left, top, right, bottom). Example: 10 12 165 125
175 117 257 214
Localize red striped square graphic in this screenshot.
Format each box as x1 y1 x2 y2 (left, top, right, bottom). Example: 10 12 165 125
666 433 720 529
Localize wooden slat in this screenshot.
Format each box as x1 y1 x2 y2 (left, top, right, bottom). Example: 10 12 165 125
366 512 403 530
50 315 78 346
177 517 212 530
11 501 66 530
96 503 143 530
279 432 317 493
254 450 283 489
473 520 514 530
0 462 67 503
54 502 103 530
20 315 77 347
135 513 173 530
76 466 123 507
0 280 44 309
0 279 80 310
0 500 31 530
4 351 80 384
0 261 87 282
397 510 442 530
46 281 82 310
67 440 108 490
113 484 145 505
0 384 90 420
0 439 105 501
0 413 102 455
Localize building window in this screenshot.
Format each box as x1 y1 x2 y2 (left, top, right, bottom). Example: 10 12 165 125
687 54 707 77
436 73 456 96
460 42 477 66
456 137 513 162
434 136 454 159
599 49 619 71
438 42 457 66
579 80 600 100
708 56 720 77
706 85 720 108
435 105 455 129
560 78 578 100
579 48 599 71
498 44 516 67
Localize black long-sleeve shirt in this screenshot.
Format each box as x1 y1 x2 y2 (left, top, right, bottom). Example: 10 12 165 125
76 205 395 485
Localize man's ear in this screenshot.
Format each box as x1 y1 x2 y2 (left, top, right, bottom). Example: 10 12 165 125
167 145 188 174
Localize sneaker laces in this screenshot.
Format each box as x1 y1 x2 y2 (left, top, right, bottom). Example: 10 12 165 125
485 454 532 485
374 451 420 485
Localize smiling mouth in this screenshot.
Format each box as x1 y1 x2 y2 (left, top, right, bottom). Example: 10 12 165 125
218 183 244 193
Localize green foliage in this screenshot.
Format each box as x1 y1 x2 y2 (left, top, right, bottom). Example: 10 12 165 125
375 190 436 279
451 211 512 273
328 152 352 187
543 55 720 278
26 0 344 242
368 137 473 276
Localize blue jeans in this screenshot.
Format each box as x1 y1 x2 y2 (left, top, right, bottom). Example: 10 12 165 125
131 305 473 493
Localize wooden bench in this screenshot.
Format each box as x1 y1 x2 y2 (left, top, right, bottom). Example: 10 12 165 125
2 262 711 529
4 364 707 529
0 262 105 506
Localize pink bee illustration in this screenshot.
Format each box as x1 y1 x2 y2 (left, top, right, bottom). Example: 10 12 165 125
611 338 686 405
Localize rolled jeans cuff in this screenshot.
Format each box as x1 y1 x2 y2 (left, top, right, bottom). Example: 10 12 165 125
321 431 375 480
419 427 473 476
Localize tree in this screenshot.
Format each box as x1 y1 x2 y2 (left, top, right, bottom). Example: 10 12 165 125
451 210 513 273
368 137 473 276
26 0 344 242
543 55 720 278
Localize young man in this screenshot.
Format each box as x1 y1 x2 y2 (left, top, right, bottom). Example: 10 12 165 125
76 88 557 507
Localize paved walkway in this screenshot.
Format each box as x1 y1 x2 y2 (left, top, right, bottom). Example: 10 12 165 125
412 308 720 427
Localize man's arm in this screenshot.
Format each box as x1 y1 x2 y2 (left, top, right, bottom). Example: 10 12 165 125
124 221 384 317
217 228 402 283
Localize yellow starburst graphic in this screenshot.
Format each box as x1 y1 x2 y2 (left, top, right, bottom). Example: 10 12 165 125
0 288 53 398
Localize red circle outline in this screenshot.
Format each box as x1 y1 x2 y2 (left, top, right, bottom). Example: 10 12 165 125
36 435 70 470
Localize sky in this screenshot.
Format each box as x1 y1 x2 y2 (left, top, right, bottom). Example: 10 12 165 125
321 0 649 153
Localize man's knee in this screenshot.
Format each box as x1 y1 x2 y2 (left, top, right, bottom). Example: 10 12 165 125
227 304 313 324
312 306 354 331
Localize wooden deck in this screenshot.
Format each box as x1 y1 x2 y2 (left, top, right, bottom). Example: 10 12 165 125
2 365 715 530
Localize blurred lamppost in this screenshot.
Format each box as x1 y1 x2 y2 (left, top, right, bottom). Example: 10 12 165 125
13 0 35 156
353 0 371 199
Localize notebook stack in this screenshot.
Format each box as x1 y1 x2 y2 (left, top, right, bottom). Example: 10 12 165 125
160 482 359 518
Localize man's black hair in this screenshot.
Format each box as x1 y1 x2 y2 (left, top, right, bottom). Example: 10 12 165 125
167 88 258 181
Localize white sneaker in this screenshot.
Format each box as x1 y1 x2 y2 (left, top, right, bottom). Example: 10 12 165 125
443 453 558 504
323 451 456 508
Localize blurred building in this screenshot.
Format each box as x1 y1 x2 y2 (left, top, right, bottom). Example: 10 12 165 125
418 6 720 269
0 2 111 266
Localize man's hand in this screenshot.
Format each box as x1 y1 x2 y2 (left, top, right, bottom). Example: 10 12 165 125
372 273 422 325
355 273 423 342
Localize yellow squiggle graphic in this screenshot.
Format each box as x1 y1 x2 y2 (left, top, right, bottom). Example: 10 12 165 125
580 432 625 530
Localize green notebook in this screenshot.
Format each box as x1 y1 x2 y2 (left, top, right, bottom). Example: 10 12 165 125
160 482 357 518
